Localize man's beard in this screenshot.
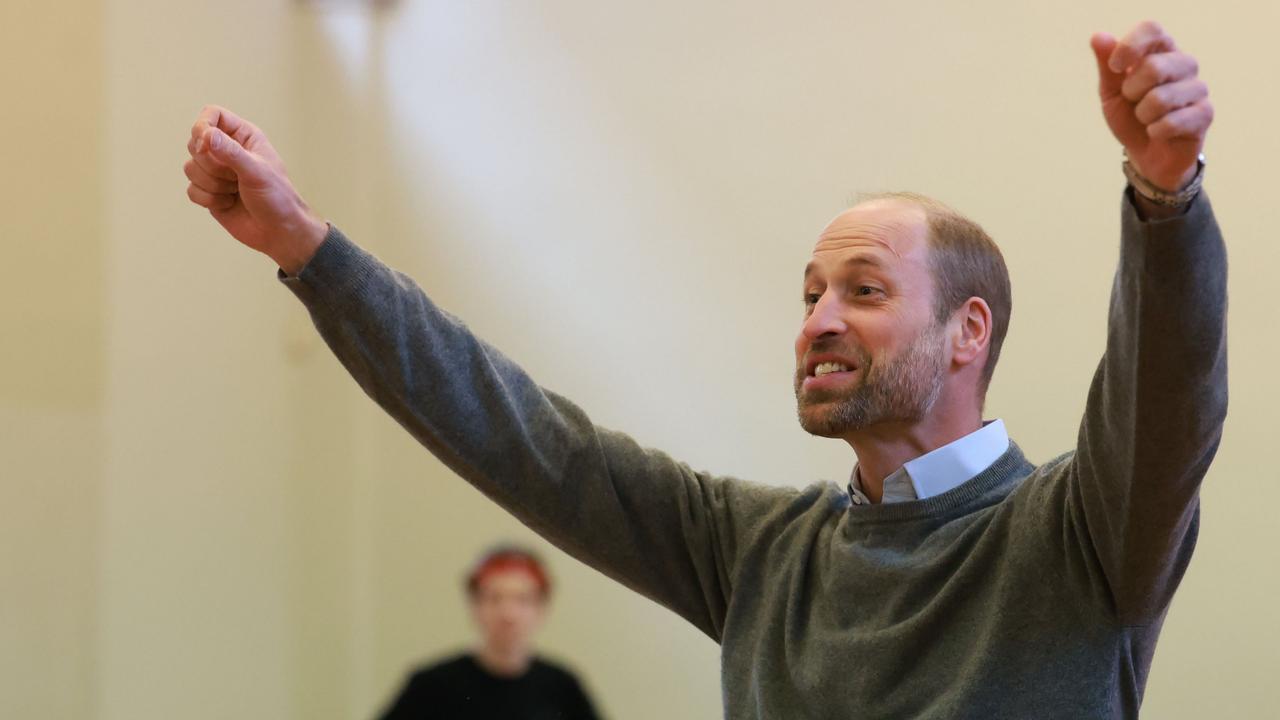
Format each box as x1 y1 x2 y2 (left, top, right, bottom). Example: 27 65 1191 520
795 324 947 437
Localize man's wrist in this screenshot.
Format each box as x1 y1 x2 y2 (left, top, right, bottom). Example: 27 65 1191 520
1130 190 1189 221
273 211 329 276
1122 153 1204 210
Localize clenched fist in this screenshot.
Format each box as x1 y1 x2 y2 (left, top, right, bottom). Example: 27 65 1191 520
1091 21 1213 194
184 106 328 274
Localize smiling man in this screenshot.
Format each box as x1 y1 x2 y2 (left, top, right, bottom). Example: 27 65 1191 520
796 192 1013 505
185 21 1224 719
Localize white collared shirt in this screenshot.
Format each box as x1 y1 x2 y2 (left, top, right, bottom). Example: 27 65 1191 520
848 420 1010 505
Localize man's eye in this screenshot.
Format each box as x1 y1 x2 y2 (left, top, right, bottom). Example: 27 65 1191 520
803 292 821 305
855 286 880 296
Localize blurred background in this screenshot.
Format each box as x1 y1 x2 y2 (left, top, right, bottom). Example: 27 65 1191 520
3 0 1277 718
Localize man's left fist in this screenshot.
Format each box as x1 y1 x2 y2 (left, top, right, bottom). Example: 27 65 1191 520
1091 21 1213 192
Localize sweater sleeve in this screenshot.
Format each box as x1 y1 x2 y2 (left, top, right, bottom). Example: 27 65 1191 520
279 228 795 641
1067 189 1228 624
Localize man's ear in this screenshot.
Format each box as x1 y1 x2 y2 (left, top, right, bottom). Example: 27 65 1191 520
950 297 993 369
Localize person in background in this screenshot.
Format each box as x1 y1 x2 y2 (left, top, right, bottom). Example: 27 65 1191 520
377 545 601 720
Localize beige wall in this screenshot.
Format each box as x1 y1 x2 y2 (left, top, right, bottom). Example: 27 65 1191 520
4 1 1278 718
1 1 104 718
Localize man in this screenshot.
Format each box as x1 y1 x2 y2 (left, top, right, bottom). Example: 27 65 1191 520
184 21 1223 718
377 545 601 720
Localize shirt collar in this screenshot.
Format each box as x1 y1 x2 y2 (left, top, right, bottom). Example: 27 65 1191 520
848 419 1010 505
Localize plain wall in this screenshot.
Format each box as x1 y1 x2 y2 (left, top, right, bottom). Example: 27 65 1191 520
1 1 104 718
3 1 1278 718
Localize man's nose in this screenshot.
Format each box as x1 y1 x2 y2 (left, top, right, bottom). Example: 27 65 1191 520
801 294 847 340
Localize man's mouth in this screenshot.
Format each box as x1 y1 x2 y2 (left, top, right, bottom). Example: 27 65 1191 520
812 361 853 377
800 358 861 393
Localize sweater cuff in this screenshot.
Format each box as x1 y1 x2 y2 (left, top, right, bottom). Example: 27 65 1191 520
277 224 381 311
1121 188 1216 251
1122 187 1214 236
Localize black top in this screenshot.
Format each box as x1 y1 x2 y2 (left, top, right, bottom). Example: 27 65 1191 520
377 654 601 720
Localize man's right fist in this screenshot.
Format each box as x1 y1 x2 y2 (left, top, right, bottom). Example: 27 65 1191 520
184 105 327 275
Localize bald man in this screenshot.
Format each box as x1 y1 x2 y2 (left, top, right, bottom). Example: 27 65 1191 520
185 21 1222 718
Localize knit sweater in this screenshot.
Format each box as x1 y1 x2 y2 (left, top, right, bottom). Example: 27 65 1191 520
281 192 1226 719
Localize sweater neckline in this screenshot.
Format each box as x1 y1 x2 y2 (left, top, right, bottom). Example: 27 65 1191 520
840 442 1033 524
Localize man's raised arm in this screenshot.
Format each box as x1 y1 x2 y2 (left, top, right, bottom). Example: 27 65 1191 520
183 107 794 640
1068 22 1226 623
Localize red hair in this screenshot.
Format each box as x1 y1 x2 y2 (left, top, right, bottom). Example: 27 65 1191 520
465 545 551 598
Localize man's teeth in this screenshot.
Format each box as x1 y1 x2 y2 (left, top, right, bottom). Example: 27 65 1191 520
814 362 852 377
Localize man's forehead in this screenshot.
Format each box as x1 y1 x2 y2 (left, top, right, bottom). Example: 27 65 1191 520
808 199 930 268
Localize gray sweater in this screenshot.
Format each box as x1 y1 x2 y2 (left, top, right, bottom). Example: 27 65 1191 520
281 192 1226 719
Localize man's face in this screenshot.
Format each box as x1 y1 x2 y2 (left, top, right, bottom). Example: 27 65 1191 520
795 199 948 437
469 568 547 655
